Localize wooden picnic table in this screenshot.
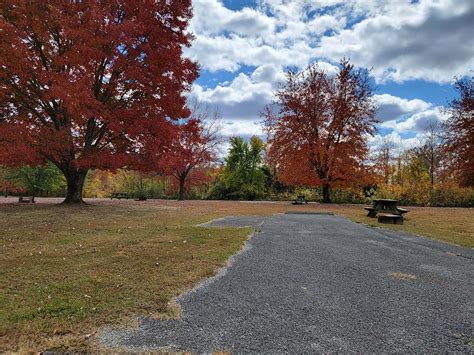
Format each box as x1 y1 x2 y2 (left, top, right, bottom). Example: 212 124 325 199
110 192 129 200
292 195 308 205
373 198 398 212
18 196 34 203
364 198 409 219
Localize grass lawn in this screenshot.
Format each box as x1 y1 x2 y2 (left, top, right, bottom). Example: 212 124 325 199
325 204 474 248
0 198 472 351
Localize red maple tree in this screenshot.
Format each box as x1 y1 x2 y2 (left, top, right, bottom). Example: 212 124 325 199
263 59 377 203
159 102 221 200
0 1 198 202
442 77 473 187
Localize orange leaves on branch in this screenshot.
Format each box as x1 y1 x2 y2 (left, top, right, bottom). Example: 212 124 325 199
263 59 377 202
442 77 474 187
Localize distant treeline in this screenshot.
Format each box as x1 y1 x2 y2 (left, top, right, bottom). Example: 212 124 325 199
2 134 473 207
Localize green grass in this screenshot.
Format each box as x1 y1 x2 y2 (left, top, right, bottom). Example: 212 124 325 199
0 202 250 352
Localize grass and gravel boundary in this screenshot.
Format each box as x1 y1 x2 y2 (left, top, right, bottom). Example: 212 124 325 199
0 198 472 351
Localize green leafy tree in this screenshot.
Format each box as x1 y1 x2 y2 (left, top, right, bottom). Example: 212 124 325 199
405 153 430 185
7 163 65 201
220 136 266 200
0 166 15 196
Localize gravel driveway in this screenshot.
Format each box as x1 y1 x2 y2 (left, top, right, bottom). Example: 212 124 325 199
101 213 474 353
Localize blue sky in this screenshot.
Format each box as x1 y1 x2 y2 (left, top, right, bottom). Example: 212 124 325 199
185 0 473 152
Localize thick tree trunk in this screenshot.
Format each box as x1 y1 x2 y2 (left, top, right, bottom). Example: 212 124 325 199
177 176 186 201
63 168 88 204
322 183 331 203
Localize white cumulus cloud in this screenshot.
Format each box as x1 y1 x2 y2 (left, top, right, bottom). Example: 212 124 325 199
374 94 431 122
316 0 474 83
185 0 472 152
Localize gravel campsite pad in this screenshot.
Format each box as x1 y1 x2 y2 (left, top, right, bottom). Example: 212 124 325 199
100 213 474 352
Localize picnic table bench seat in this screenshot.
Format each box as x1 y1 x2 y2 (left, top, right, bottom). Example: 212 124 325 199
110 192 129 200
364 206 376 217
364 199 409 225
18 196 33 203
292 195 308 205
378 213 403 225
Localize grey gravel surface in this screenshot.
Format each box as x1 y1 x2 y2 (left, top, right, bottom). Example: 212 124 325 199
101 213 474 353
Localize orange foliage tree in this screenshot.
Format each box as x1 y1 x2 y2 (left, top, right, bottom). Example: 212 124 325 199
0 1 198 203
263 59 377 202
442 77 473 187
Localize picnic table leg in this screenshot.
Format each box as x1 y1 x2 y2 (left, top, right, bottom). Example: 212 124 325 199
369 202 379 217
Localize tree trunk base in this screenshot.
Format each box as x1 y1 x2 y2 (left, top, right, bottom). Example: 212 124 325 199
62 168 88 204
61 199 87 205
322 184 331 203
177 178 186 201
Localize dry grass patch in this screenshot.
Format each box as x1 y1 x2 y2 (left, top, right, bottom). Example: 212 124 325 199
0 201 251 352
0 198 472 351
332 205 474 248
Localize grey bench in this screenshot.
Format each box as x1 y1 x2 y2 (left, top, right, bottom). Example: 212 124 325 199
378 213 403 225
110 192 129 200
364 206 376 217
18 196 33 203
396 207 409 214
292 195 308 205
